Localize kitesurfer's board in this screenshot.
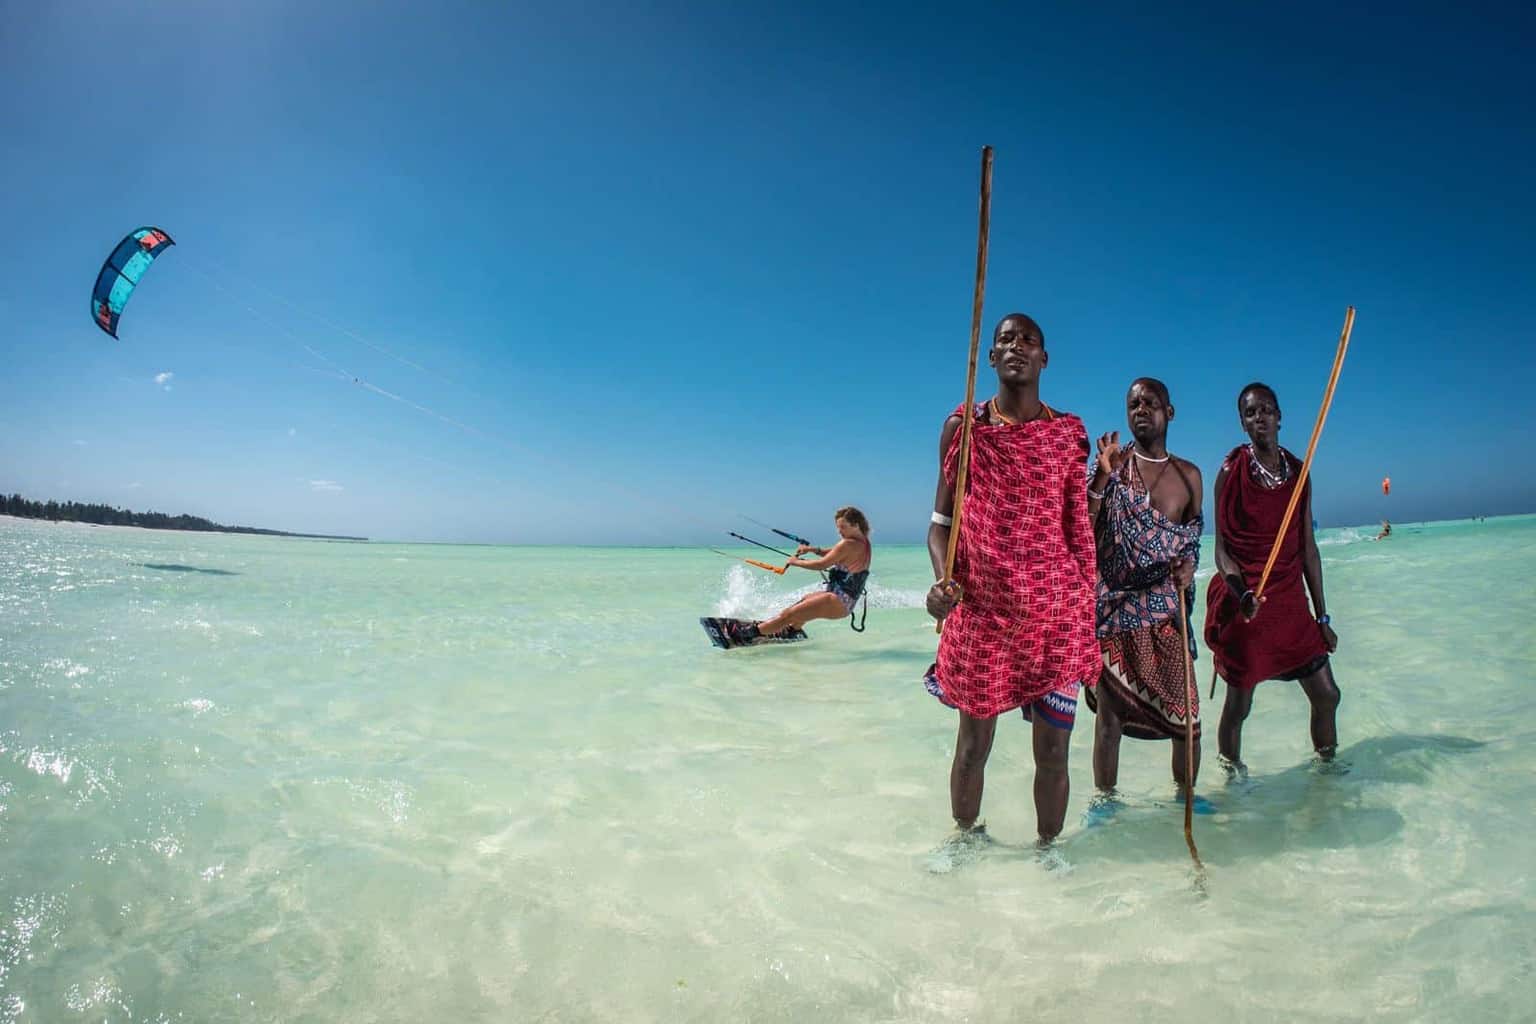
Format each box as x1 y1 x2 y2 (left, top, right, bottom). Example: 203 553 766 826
700 617 808 650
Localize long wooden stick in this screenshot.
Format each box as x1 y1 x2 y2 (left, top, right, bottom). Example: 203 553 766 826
1254 306 1355 599
936 146 994 634
1178 588 1203 869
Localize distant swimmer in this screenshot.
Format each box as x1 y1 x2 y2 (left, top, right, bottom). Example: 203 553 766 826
733 507 871 642
922 313 1099 846
1375 520 1392 541
1205 383 1342 774
1084 378 1206 812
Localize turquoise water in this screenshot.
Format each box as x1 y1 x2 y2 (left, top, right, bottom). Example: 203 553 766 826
2 515 1534 1021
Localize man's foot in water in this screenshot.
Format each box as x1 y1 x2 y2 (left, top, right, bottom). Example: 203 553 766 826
1082 791 1124 827
1034 837 1071 872
1310 746 1351 775
925 821 992 874
1217 754 1249 783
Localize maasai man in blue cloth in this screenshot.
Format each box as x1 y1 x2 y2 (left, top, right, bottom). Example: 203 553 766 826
1084 378 1205 813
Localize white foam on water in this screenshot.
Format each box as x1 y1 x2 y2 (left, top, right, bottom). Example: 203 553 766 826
64 977 121 1013
40 658 90 679
1317 526 1374 546
864 582 927 609
712 564 817 619
22 751 73 785
713 565 926 618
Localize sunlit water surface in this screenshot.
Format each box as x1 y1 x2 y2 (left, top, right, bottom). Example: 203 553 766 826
2 515 1533 1021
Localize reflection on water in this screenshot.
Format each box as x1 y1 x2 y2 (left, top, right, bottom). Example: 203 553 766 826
137 563 241 576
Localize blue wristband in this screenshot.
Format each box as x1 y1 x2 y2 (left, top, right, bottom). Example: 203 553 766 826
1316 614 1331 625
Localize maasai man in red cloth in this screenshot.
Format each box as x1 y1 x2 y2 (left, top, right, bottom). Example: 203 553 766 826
924 313 1099 847
1084 378 1205 815
1205 382 1341 776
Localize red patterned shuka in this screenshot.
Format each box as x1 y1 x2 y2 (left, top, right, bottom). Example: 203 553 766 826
933 403 1100 719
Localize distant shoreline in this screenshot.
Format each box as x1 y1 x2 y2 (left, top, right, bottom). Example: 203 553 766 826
3 511 1527 549
0 513 367 543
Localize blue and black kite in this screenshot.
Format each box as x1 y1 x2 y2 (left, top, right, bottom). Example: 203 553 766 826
91 227 175 338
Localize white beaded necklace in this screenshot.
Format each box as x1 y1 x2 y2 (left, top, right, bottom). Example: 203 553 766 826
1247 443 1290 487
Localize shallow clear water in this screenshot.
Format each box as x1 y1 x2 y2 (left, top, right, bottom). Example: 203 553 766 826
2 515 1533 1021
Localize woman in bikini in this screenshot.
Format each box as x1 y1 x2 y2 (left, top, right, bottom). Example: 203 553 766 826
749 506 872 639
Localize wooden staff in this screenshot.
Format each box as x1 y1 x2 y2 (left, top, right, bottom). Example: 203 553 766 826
1209 306 1356 696
1255 306 1355 598
936 146 994 634
1178 588 1203 869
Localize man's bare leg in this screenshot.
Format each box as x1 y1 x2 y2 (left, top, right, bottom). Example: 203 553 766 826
950 711 996 829
1091 679 1123 793
1218 683 1253 776
1032 716 1071 843
1297 662 1341 759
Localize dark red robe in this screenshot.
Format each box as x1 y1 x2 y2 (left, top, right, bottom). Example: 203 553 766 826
1204 445 1328 688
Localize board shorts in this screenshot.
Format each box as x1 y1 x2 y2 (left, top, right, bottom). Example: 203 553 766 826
1018 680 1081 731
923 664 1081 731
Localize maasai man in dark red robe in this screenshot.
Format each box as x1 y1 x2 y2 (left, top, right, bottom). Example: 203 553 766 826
1084 379 1204 815
924 314 1099 846
1205 383 1341 775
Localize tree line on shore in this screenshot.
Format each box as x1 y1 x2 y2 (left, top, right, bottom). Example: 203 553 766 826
1 492 365 541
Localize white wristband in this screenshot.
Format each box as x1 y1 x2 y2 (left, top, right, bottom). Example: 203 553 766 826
931 511 953 527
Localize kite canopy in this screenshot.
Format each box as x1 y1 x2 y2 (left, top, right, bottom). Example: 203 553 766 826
1382 476 1391 496
91 227 175 338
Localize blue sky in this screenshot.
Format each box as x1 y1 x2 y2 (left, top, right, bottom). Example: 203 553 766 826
3 2 1532 544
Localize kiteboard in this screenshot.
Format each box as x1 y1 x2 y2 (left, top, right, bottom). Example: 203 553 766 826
699 617 808 650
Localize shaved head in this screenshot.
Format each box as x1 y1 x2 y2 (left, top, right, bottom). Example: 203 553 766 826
1131 377 1171 407
1238 381 1279 413
993 313 1044 346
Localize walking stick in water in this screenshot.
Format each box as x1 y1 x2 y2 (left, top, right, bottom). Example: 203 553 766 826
1178 588 1203 869
1209 306 1356 697
937 145 994 635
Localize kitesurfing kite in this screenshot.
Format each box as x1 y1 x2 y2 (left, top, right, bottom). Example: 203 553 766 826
1382 476 1391 496
91 227 175 338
